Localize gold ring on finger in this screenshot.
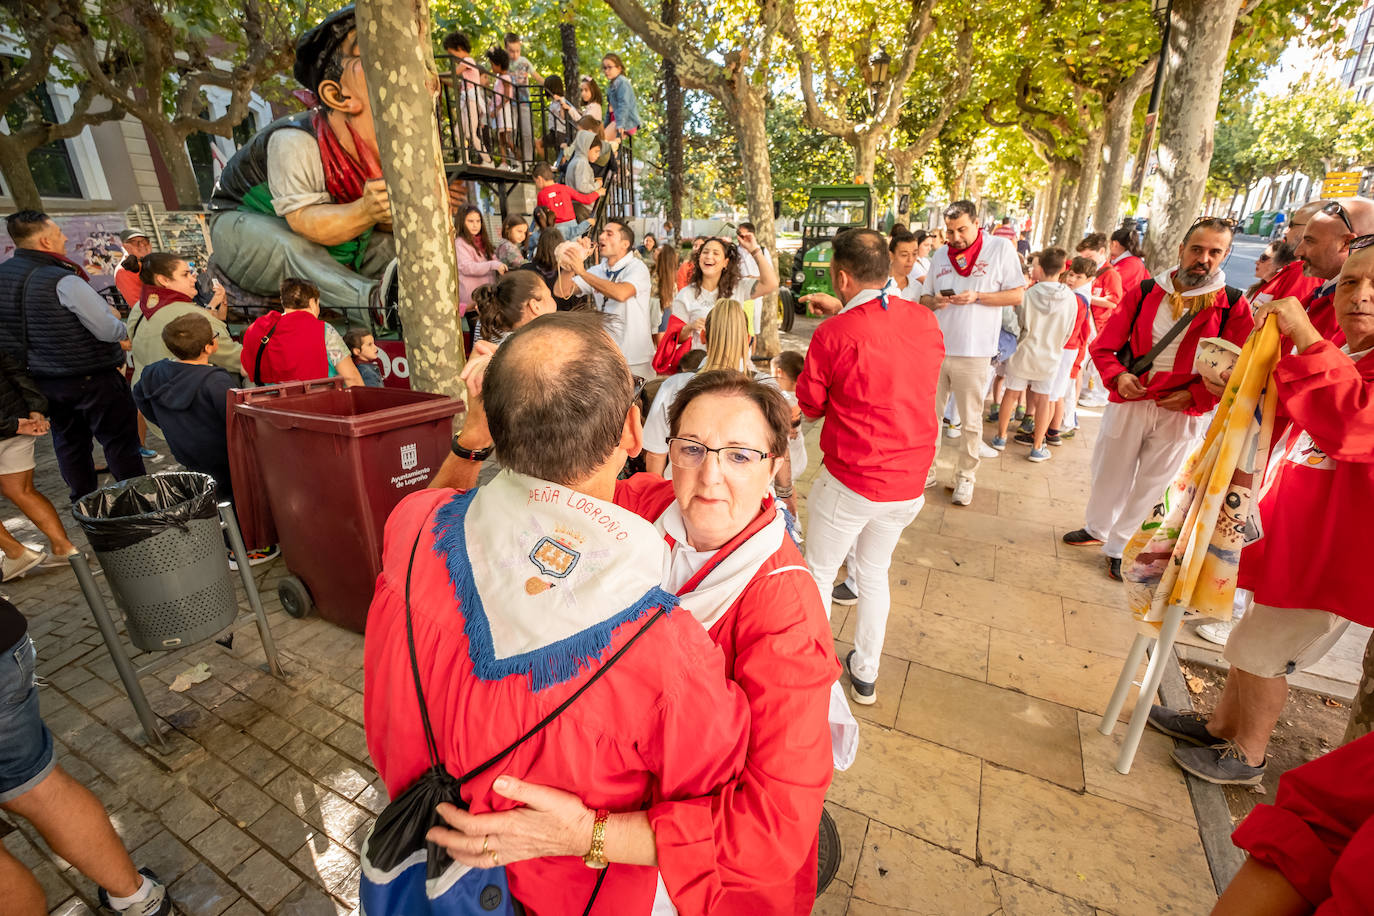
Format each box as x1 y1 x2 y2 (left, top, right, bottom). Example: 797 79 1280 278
481 835 490 854
491 850 501 866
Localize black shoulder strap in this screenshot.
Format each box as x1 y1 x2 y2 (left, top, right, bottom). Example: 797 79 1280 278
1122 278 1155 341
401 516 667 780
251 319 280 385
1219 285 1243 335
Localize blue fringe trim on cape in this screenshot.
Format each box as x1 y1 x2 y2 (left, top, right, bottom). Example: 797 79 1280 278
431 489 679 692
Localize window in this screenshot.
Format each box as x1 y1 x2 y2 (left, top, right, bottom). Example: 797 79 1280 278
185 129 217 202
0 60 81 198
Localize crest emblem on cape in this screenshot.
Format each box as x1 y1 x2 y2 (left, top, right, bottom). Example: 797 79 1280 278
530 536 580 578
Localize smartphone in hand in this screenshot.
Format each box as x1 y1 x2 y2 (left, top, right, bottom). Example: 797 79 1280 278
940 288 956 297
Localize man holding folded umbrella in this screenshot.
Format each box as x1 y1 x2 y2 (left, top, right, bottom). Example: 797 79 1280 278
1062 217 1254 580
1149 233 1374 785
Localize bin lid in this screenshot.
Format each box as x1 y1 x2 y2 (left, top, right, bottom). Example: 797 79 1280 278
235 387 463 437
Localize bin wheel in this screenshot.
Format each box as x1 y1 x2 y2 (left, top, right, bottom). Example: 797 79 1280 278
816 806 841 896
278 575 313 619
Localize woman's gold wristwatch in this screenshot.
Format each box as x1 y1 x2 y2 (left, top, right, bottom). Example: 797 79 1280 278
583 809 610 869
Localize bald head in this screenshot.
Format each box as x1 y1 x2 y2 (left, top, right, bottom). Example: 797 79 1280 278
1297 197 1374 281
484 312 634 484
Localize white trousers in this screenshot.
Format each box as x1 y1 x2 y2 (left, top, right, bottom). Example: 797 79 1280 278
1083 399 1207 558
806 468 924 682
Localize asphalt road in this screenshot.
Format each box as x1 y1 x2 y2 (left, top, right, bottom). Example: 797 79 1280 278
1222 234 1268 289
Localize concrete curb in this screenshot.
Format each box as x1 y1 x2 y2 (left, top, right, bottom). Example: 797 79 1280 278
1158 649 1246 895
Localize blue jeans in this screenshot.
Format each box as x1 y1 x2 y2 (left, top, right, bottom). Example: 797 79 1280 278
0 632 55 803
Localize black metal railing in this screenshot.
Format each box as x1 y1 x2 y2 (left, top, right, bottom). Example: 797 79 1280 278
435 61 634 219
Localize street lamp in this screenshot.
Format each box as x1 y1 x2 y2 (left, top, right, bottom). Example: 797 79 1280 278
868 49 891 111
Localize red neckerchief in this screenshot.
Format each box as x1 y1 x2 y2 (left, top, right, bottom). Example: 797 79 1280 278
948 230 984 278
662 498 778 597
138 284 194 320
51 252 91 282
312 110 381 204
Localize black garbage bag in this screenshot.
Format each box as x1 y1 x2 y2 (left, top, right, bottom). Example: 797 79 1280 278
72 472 220 552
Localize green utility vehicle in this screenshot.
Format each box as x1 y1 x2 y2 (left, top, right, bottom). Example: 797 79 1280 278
782 184 877 329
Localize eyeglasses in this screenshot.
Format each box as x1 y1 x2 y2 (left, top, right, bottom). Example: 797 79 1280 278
1348 233 1374 254
630 375 646 407
1324 201 1354 233
667 437 772 471
1257 253 1271 262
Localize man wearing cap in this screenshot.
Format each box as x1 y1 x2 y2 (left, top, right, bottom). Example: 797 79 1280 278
208 5 399 316
113 229 151 310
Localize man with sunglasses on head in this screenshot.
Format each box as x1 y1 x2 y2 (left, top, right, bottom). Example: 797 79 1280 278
1289 198 1374 344
795 228 945 705
1062 217 1255 580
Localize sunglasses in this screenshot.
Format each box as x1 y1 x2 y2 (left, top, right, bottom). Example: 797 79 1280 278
1187 216 1239 233
1324 201 1354 233
630 375 646 406
1348 233 1374 254
1257 253 1271 262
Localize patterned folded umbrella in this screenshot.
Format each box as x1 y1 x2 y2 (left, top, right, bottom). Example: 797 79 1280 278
1121 317 1282 628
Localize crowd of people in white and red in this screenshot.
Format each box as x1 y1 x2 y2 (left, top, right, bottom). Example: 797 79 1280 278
1 32 1372 906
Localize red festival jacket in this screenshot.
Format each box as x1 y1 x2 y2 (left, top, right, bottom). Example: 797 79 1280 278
1251 258 1322 309
365 489 751 916
239 310 330 384
1238 341 1374 625
795 293 945 501
1231 733 1374 914
1088 276 1254 415
616 475 840 916
1089 264 1124 331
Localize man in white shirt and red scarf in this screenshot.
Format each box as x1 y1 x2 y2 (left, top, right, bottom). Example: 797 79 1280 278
209 6 432 315
1148 235 1374 786
916 200 1025 506
1063 217 1255 580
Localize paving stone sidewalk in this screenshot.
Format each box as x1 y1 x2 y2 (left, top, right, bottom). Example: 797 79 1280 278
0 347 1356 914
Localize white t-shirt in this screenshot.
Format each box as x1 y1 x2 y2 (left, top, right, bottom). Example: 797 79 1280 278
575 253 653 366
916 234 1024 358
644 372 694 456
669 277 759 350
908 256 931 288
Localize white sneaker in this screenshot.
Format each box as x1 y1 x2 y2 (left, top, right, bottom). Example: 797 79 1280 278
1197 620 1235 646
951 478 974 506
925 469 938 489
945 425 962 440
2 547 46 582
978 441 999 458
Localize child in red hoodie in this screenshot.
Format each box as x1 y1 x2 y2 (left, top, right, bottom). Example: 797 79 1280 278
532 162 602 240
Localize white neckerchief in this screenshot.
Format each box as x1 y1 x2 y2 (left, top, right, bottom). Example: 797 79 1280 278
462 470 670 669
1344 343 1373 362
1112 251 1133 266
654 501 786 631
840 278 901 314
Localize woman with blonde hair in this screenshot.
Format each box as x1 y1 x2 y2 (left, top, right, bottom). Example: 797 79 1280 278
643 299 769 476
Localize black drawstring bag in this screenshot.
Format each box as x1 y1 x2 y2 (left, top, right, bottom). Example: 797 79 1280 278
359 518 665 915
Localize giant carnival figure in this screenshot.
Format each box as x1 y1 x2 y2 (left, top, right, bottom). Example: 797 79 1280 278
209 6 397 315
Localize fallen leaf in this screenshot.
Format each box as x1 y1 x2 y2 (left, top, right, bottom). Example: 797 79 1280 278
1324 698 1344 708
169 662 212 692
1186 675 1206 694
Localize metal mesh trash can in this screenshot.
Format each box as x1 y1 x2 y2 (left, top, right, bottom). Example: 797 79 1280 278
73 472 237 651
